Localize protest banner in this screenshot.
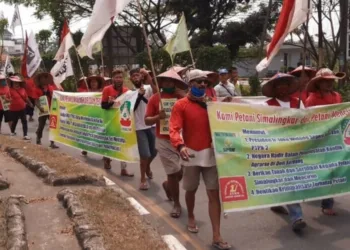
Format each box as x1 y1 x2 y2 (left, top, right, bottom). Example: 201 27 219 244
207 101 350 213
37 96 50 117
159 98 177 135
0 96 10 111
49 91 139 162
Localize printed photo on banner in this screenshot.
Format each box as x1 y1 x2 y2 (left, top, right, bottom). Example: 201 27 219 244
0 95 10 111
159 98 177 135
38 96 50 117
207 101 350 213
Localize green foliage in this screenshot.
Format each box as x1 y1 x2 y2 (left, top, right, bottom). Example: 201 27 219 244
61 77 77 92
240 84 251 96
35 29 52 52
248 76 260 96
337 80 350 102
0 18 8 38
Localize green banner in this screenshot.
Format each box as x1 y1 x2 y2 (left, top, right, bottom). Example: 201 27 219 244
207 102 350 212
49 91 139 162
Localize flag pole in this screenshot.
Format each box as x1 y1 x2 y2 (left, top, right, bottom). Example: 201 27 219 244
136 0 163 109
189 49 196 68
298 0 311 108
73 46 89 91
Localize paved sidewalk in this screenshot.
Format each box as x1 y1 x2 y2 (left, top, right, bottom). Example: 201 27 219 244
0 152 80 250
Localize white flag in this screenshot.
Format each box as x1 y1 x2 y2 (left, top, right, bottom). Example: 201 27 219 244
26 32 42 77
77 41 102 58
50 51 73 87
54 20 74 61
4 56 14 74
81 0 132 59
10 5 21 33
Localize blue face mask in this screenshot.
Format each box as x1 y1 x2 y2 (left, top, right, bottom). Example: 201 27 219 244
191 86 205 97
0 79 6 87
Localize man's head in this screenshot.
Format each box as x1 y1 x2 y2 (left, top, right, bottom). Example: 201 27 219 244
187 70 209 97
274 81 291 99
218 68 229 83
130 68 143 88
230 67 238 82
112 69 124 89
262 73 298 98
306 68 346 93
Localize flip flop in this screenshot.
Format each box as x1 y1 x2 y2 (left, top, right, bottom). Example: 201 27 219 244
170 207 181 218
322 208 337 216
212 241 232 250
187 225 199 234
139 182 149 191
162 181 173 201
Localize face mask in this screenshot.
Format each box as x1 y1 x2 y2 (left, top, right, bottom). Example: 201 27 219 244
0 79 6 87
191 86 205 97
162 87 175 94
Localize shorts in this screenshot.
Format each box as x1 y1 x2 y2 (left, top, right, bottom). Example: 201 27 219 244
183 166 219 191
156 137 181 175
136 127 157 159
0 110 10 123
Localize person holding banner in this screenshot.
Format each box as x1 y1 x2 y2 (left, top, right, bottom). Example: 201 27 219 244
261 73 308 232
289 66 316 105
101 69 134 177
33 72 59 149
145 69 188 218
130 68 158 190
77 77 88 92
0 75 12 133
7 75 33 140
305 68 345 216
169 69 231 250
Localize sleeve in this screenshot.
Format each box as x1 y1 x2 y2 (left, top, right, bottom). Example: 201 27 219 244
169 102 185 150
33 88 40 100
304 95 314 108
336 92 343 103
101 87 114 109
145 85 153 99
145 95 158 118
101 87 109 102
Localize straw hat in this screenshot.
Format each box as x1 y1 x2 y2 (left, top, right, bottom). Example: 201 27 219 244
289 66 317 78
261 73 298 98
7 75 25 87
156 69 187 90
34 72 54 86
86 75 105 89
306 68 346 93
185 69 208 83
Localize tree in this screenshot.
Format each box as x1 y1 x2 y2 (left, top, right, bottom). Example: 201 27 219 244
36 29 53 53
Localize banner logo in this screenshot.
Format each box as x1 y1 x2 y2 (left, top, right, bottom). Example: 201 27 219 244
120 101 132 131
220 177 248 203
49 115 57 129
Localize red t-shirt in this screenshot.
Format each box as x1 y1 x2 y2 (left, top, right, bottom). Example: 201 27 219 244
78 88 88 93
8 88 27 111
101 85 129 102
266 97 300 108
170 97 213 151
290 90 309 105
146 92 182 140
305 91 342 107
34 86 54 107
24 78 36 98
0 86 10 110
206 88 216 99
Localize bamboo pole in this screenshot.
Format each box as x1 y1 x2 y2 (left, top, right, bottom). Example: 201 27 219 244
136 0 163 109
73 46 89 91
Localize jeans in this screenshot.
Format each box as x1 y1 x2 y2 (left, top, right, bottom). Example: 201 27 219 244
287 203 303 223
10 110 28 136
321 198 334 209
36 115 49 139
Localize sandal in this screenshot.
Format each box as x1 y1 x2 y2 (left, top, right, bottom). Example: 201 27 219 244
270 206 289 215
162 181 173 201
292 219 307 232
121 169 134 177
187 225 199 234
139 182 149 191
170 207 181 218
322 208 337 216
212 241 232 250
81 151 88 156
103 158 112 170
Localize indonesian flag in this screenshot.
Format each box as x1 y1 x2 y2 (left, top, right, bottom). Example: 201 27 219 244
81 0 132 59
256 0 313 72
54 20 74 61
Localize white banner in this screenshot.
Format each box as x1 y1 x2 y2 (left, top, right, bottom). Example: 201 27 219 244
50 51 74 87
26 32 42 77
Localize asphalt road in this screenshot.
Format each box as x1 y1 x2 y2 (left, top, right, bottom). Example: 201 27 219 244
4 117 350 250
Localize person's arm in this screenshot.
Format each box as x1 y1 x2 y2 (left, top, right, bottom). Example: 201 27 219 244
141 69 158 94
101 88 114 110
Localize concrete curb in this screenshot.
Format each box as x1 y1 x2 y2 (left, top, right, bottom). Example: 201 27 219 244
57 188 106 250
5 195 28 250
3 146 105 186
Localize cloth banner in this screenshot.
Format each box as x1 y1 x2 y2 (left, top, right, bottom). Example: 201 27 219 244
49 91 139 162
37 96 50 117
207 101 350 213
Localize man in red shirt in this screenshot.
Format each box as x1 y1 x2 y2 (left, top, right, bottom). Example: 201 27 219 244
145 69 187 218
289 66 316 106
33 72 59 149
169 69 231 250
7 76 33 140
101 69 133 177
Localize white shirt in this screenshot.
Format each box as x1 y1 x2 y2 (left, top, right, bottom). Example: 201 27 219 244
263 99 305 109
134 85 153 131
214 82 236 98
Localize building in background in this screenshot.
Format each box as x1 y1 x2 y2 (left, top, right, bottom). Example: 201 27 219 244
0 28 24 56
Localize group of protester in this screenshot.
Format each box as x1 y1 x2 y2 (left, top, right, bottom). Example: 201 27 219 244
0 63 345 250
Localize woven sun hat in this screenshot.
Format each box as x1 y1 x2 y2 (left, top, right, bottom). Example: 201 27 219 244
86 75 105 89
156 69 187 90
306 68 346 93
261 73 298 98
185 69 208 83
289 66 317 78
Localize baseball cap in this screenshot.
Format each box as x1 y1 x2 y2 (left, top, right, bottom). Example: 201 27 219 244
218 68 228 74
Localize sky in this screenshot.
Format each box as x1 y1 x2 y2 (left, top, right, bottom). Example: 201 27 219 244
0 1 340 42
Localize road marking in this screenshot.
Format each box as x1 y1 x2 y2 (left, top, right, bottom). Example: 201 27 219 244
127 197 150 215
103 176 115 186
162 235 187 250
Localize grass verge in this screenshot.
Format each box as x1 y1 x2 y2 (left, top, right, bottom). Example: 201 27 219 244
0 135 103 178
78 188 168 250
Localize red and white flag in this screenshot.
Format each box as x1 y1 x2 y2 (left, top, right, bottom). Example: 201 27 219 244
81 0 132 59
54 20 74 61
256 0 313 72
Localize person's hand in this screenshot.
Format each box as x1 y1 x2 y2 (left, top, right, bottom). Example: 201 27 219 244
179 146 190 161
222 96 233 102
139 86 146 95
108 96 115 103
159 110 167 119
140 68 149 76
